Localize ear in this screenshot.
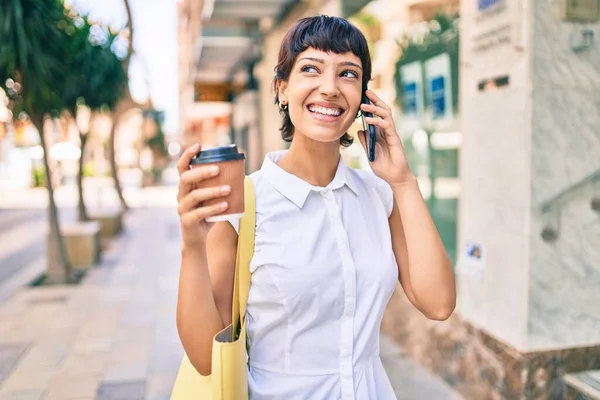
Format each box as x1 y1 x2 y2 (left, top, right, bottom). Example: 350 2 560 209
278 80 289 104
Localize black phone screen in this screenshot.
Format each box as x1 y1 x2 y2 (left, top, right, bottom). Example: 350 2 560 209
361 93 376 162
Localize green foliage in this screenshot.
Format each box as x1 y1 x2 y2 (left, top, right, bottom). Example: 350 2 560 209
353 12 379 28
61 15 127 115
32 165 46 187
0 0 71 117
0 1 128 120
144 110 168 157
145 128 168 157
82 161 96 177
394 13 460 112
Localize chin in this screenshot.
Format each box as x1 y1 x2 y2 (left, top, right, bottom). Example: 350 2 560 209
298 126 348 144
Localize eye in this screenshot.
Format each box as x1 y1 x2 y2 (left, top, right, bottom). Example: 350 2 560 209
300 65 319 73
341 69 359 79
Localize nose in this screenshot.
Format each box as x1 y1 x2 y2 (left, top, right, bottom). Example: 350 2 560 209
319 72 340 98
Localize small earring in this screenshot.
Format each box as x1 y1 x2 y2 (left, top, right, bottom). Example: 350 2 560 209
279 102 288 111
356 110 362 118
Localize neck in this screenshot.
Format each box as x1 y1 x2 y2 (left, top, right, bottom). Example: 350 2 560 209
278 134 341 187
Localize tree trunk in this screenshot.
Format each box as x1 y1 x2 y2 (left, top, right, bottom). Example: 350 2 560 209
105 0 144 212
123 0 134 73
32 114 73 284
108 103 131 212
77 132 89 221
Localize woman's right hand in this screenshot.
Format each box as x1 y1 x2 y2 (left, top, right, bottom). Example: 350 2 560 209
176 143 231 248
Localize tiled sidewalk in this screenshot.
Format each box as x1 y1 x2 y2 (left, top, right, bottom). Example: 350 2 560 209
0 208 182 400
0 207 462 400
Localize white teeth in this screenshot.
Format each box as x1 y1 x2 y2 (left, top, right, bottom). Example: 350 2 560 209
308 105 342 116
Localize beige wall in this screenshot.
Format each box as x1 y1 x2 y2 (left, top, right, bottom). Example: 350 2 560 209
177 0 204 147
457 0 533 351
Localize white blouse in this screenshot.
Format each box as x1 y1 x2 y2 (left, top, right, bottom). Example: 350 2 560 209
230 150 398 400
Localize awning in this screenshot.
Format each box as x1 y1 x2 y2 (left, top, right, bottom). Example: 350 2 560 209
196 0 300 84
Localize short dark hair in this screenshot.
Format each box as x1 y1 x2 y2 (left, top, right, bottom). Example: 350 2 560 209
273 15 372 147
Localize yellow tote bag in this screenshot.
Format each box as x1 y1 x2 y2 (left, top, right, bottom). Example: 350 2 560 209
171 176 255 400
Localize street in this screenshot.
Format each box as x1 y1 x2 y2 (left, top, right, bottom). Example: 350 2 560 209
0 209 46 287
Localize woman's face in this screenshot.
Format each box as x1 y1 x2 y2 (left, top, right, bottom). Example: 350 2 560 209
279 47 363 144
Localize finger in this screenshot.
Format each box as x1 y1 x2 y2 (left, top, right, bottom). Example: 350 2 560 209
364 116 391 130
177 143 200 176
360 103 390 120
178 185 231 215
177 165 220 203
180 164 220 187
181 201 229 226
366 90 392 112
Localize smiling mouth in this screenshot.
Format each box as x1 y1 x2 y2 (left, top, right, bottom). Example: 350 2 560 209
306 104 345 117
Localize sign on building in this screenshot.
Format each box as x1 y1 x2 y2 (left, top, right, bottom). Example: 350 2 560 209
424 53 453 128
399 61 425 133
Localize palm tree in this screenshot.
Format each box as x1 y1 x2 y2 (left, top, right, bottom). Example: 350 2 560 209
0 0 76 283
60 15 127 221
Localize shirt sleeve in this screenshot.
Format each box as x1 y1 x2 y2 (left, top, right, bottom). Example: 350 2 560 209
225 216 240 235
374 178 394 218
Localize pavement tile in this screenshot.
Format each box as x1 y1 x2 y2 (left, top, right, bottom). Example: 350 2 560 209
0 330 37 344
0 389 45 400
15 343 69 371
0 319 18 336
154 302 177 319
381 336 463 400
0 343 30 387
102 361 148 383
71 338 113 356
21 287 74 305
146 372 177 400
77 320 120 339
119 311 155 328
96 380 146 400
61 354 108 377
46 320 81 338
82 268 112 285
107 342 151 365
148 348 183 375
34 333 77 350
112 327 154 346
44 375 101 400
0 302 27 318
152 325 180 347
82 305 124 322
0 368 57 392
97 288 132 304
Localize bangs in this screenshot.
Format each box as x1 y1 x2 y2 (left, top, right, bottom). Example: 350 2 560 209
291 17 369 63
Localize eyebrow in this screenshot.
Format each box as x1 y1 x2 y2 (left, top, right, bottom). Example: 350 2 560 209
298 57 362 70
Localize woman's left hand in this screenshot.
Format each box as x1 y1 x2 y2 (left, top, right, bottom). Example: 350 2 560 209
357 90 415 186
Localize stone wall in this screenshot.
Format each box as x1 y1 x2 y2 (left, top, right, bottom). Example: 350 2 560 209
382 286 600 399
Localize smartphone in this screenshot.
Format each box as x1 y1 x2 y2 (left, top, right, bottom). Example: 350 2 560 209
361 92 377 162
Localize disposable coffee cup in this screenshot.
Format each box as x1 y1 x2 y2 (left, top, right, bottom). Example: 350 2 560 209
189 144 246 222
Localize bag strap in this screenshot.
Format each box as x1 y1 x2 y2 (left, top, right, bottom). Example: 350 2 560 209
231 176 255 340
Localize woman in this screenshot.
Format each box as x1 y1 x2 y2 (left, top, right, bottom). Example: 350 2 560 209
176 15 456 399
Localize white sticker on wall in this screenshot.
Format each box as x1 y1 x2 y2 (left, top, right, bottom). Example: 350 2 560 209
456 241 486 281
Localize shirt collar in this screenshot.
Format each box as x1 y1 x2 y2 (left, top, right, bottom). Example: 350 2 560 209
261 150 359 209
